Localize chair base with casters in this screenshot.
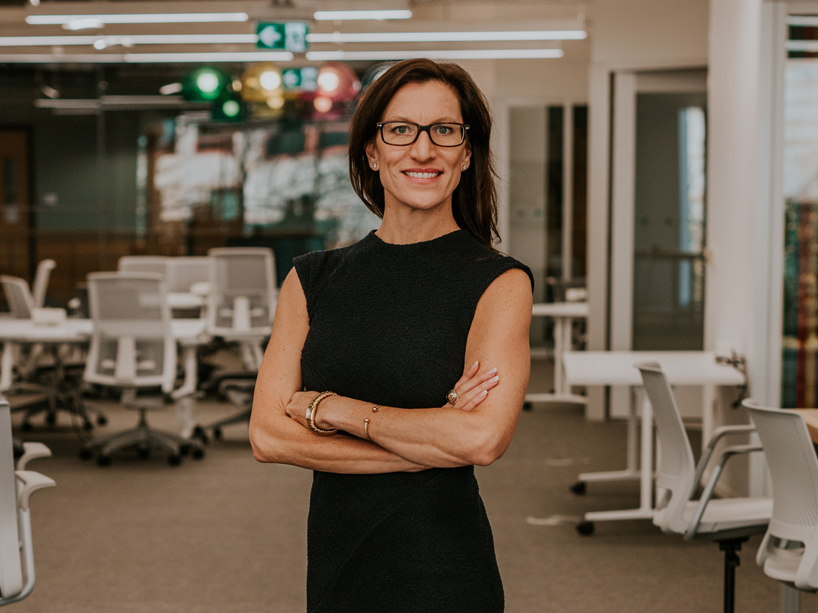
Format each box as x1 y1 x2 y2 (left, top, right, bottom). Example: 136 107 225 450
193 378 254 443
80 390 204 467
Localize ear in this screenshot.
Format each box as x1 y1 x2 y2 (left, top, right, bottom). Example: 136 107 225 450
365 141 378 168
462 144 472 168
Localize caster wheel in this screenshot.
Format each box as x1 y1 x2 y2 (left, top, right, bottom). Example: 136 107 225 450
96 455 112 467
167 454 182 467
137 447 150 460
213 427 223 440
192 427 210 445
576 521 594 536
79 448 94 461
522 402 533 412
191 448 205 460
82 420 94 432
45 412 57 426
179 445 190 457
96 414 108 426
570 481 587 495
21 422 33 433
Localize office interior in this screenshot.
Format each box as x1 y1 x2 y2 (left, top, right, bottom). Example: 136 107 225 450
0 0 816 611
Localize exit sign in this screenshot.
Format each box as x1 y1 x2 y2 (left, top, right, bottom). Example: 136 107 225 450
256 22 309 52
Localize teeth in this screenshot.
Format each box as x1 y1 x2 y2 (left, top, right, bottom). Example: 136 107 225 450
405 171 439 178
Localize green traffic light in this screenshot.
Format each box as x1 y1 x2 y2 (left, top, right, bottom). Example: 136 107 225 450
222 100 240 117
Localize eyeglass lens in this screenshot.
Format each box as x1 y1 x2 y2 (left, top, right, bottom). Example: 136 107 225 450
380 122 465 147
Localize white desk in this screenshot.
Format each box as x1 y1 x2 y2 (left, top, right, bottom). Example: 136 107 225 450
562 350 746 525
525 302 589 405
0 319 208 436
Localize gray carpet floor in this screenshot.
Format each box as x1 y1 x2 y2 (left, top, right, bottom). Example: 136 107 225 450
4 359 811 612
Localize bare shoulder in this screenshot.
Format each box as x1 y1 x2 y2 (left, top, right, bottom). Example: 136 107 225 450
477 268 533 313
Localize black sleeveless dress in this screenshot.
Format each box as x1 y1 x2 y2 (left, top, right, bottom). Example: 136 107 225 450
293 229 533 613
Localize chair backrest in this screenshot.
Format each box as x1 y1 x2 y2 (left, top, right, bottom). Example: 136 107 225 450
636 362 697 535
0 276 35 319
117 256 169 278
165 257 210 293
206 248 276 335
84 272 176 393
0 400 23 599
746 401 818 588
30 259 56 309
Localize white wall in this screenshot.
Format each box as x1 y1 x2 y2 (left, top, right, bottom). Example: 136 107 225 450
585 0 709 419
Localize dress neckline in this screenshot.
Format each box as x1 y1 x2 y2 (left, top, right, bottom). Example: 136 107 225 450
367 228 464 248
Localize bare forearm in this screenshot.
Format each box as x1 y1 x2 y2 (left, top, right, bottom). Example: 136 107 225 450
249 411 428 473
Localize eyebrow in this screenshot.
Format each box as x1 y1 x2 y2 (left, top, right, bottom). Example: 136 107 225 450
382 116 463 124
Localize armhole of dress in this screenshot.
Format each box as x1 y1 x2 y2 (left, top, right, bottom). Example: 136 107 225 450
293 255 314 320
465 259 534 329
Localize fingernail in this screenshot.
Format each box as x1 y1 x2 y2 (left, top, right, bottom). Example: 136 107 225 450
472 360 479 368
487 367 497 375
480 390 488 396
489 375 499 383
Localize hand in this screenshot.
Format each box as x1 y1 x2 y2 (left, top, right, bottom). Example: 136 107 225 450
444 361 500 411
285 391 320 430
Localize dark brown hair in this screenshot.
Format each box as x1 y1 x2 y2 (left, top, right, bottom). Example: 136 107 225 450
348 58 499 250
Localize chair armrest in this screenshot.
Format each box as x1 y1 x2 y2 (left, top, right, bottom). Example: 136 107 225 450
16 443 51 471
15 470 55 511
685 444 764 540
691 424 757 498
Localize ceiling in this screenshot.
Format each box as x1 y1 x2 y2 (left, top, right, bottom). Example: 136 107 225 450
0 0 591 65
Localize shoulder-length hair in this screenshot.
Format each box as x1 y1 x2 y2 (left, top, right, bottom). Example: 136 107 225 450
348 58 499 250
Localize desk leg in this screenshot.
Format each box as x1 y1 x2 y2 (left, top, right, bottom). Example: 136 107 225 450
702 384 715 452
578 387 655 523
781 585 800 613
553 318 566 396
0 343 13 394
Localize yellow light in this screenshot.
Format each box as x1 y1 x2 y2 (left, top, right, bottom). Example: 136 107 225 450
259 70 282 91
267 95 284 110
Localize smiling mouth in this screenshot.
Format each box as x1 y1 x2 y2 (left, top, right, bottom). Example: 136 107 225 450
404 171 442 179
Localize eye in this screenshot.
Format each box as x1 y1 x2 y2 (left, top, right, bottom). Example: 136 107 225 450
389 123 413 135
433 124 454 135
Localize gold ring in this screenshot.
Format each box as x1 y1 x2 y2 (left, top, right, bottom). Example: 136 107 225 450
447 389 459 405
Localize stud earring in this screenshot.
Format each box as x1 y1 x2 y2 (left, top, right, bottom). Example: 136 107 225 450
372 162 378 169
462 165 467 171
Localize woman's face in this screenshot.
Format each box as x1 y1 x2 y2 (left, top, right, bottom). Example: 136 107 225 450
366 80 472 216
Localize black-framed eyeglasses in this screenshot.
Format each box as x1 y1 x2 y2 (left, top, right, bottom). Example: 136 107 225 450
376 121 469 147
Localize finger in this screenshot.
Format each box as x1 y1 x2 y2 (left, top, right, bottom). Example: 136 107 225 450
452 360 480 390
457 367 498 397
457 375 500 411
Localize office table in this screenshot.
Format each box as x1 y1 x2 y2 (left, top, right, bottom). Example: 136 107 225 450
562 350 746 526
793 409 818 443
525 302 589 405
0 319 208 436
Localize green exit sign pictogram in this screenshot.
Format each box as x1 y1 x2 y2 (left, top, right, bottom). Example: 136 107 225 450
256 22 309 52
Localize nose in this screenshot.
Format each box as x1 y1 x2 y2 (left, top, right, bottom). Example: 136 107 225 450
409 129 436 160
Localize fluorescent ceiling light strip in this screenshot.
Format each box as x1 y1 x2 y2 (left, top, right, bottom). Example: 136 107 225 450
0 51 292 63
313 10 412 21
307 30 586 43
25 13 248 25
306 49 564 60
787 16 818 27
123 51 293 62
0 34 258 46
786 41 818 51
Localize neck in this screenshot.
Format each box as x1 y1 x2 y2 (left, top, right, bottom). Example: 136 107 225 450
376 205 460 245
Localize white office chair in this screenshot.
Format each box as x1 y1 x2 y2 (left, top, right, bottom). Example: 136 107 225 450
30 259 56 310
746 401 818 606
117 255 169 278
164 257 210 294
193 248 275 442
636 363 772 613
0 276 101 431
80 272 204 467
0 400 54 605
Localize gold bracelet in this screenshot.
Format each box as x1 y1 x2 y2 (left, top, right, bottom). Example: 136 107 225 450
364 418 371 440
306 391 338 436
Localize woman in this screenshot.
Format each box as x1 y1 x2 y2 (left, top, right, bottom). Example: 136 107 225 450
249 58 533 612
